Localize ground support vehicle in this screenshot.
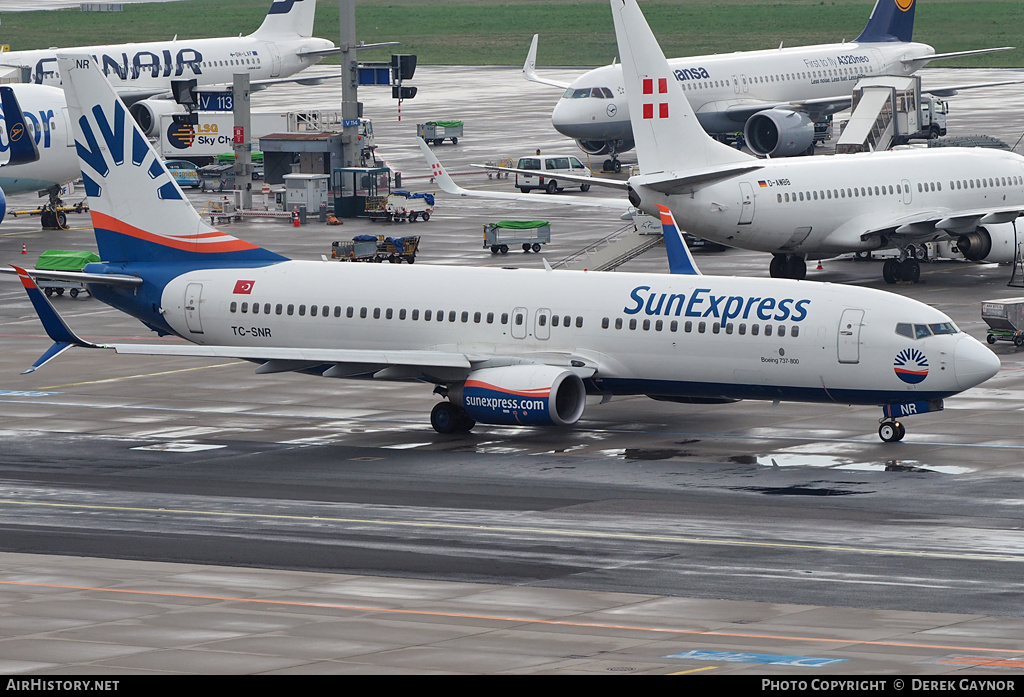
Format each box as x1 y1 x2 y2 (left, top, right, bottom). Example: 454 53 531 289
34 249 100 299
332 235 420 264
485 157 514 179
982 298 1024 347
484 221 551 254
418 120 463 145
368 192 434 223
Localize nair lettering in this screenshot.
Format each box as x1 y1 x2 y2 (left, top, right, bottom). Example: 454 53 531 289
32 49 204 85
623 286 812 322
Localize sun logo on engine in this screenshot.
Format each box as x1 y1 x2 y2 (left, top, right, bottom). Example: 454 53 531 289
894 348 929 384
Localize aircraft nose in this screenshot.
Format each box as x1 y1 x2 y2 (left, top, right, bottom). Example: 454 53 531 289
954 336 1001 390
550 99 575 136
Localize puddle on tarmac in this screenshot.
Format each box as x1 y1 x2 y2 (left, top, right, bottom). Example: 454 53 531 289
753 454 974 474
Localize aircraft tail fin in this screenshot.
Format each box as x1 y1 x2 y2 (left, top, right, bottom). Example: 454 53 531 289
0 86 40 167
251 0 317 39
656 204 701 276
610 0 751 178
855 0 916 44
57 53 285 265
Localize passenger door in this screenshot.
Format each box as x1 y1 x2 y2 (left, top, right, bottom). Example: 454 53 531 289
738 182 755 224
184 283 204 334
511 307 528 339
837 309 864 364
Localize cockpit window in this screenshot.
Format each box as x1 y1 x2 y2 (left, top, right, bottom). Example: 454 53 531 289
563 88 593 99
601 87 614 98
895 321 959 340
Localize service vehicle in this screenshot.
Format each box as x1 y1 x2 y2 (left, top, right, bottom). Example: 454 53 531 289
514 155 591 193
164 160 201 189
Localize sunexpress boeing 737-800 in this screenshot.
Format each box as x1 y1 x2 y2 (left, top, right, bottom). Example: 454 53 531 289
525 0 1013 168
6 52 1001 442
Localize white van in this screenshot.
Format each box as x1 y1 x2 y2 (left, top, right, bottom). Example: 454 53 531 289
515 155 591 193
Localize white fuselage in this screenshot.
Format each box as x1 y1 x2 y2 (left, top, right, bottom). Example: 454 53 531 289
636 147 1024 256
2 34 333 100
0 84 78 194
553 41 933 141
150 260 994 405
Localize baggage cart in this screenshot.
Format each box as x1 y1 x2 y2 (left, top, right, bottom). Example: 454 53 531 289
483 220 551 254
34 249 101 299
368 191 434 223
332 235 420 264
198 163 236 192
417 120 463 146
982 297 1024 347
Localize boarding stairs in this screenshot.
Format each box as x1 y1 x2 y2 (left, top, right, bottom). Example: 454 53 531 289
835 86 896 154
554 219 663 271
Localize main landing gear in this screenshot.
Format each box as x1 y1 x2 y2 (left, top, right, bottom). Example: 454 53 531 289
430 401 476 434
882 244 927 284
769 253 806 280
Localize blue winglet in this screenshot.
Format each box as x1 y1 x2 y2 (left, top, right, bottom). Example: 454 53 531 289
0 87 41 166
656 205 701 276
11 265 99 373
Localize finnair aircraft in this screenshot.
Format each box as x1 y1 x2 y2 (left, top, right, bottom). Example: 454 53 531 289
0 0 335 131
6 53 1001 442
526 0 1013 168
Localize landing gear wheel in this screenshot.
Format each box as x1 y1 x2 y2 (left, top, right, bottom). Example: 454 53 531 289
431 402 474 434
40 209 56 229
545 180 558 194
785 256 807 280
613 160 622 173
532 243 542 253
603 159 612 172
882 258 900 284
879 420 906 443
898 258 921 283
769 254 786 278
56 211 67 229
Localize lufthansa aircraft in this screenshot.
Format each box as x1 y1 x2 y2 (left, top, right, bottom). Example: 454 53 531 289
6 52 1001 443
0 0 335 132
526 0 1014 168
482 0 1024 284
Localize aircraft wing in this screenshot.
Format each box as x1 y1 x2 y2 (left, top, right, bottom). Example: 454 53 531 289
522 35 573 89
470 163 629 191
821 207 1024 248
418 140 629 212
13 262 607 379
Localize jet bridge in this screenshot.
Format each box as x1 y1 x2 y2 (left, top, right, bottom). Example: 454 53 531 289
835 76 930 154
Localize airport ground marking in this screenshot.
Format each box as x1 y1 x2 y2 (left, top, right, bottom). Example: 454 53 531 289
3 498 1024 564
38 361 247 389
0 578 1021 657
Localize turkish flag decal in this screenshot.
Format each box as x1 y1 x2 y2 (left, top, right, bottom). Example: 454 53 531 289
233 280 255 294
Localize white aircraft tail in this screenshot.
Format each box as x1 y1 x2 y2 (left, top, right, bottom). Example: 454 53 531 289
251 0 317 39
58 53 284 264
610 0 751 177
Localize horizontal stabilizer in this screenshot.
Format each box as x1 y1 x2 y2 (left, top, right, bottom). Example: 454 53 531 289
639 163 765 196
0 266 143 286
904 46 1015 69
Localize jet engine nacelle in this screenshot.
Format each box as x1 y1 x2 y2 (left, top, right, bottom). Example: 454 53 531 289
744 109 815 158
128 99 187 137
575 138 635 157
449 365 587 427
956 224 1019 263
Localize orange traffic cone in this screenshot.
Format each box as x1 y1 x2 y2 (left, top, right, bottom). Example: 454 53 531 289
292 206 300 228
21 243 27 255
816 260 823 270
